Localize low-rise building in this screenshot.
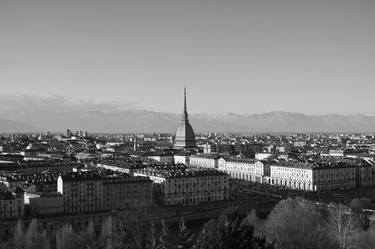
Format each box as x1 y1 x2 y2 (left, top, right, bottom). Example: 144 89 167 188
255 153 274 160
0 184 24 219
202 143 263 156
0 161 77 174
189 154 220 169
218 158 269 183
147 153 174 163
96 159 145 175
0 173 60 193
28 192 64 215
269 159 372 191
174 154 190 165
57 171 153 214
329 149 345 157
294 141 307 147
134 165 229 205
270 162 316 191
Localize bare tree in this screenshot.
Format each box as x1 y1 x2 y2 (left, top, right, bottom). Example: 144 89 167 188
24 219 49 249
195 214 274 249
100 216 115 249
56 224 76 249
14 219 25 249
326 204 357 249
117 207 159 249
352 224 375 249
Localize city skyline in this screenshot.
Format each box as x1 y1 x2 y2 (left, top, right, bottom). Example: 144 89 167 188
1 1 375 249
1 0 374 115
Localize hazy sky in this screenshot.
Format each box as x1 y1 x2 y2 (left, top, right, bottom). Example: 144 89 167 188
1 0 374 115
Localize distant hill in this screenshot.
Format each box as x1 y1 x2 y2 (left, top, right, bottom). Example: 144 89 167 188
1 110 374 133
0 118 39 133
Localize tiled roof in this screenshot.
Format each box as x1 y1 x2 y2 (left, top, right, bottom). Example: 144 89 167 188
136 165 227 179
60 170 151 183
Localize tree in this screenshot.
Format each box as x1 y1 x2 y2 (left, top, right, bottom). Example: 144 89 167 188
195 215 274 249
100 216 112 249
263 197 331 249
87 220 96 240
349 198 371 213
100 216 121 249
195 217 224 249
352 224 375 249
242 209 264 237
24 219 49 249
157 219 172 249
14 219 25 249
117 205 165 249
326 204 357 249
118 215 157 249
56 224 76 249
76 220 103 249
174 217 196 249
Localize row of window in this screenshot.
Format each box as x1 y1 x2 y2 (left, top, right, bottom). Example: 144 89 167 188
167 195 224 205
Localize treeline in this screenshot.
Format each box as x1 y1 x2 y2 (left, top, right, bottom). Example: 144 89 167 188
245 197 375 249
4 197 375 249
4 211 273 249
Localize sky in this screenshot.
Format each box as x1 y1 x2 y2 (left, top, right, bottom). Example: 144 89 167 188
0 0 374 115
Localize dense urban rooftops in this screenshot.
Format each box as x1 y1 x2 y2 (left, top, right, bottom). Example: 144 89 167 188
0 154 24 162
0 190 14 200
0 161 80 172
174 151 192 156
273 158 371 170
60 170 151 183
98 159 145 169
0 183 23 200
136 165 227 179
190 154 221 159
145 152 174 157
222 157 258 164
0 173 59 183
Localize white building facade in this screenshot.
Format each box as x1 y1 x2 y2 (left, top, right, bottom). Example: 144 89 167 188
134 166 229 205
189 154 219 169
218 158 269 183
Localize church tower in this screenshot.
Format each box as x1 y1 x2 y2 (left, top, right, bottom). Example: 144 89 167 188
174 88 196 149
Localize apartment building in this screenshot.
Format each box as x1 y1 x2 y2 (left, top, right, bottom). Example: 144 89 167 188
0 183 24 219
57 171 152 214
134 165 229 205
189 154 220 169
218 158 270 183
269 159 372 191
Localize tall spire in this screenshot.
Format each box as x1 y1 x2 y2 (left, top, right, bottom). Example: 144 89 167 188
174 87 196 149
183 87 188 121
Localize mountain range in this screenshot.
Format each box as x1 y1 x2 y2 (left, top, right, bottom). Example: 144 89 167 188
0 110 374 133
0 118 39 133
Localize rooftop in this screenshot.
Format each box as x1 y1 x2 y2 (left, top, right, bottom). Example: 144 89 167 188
60 170 151 183
0 183 17 200
136 165 227 179
273 158 371 169
0 173 60 184
98 159 145 169
221 157 258 164
190 154 221 159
